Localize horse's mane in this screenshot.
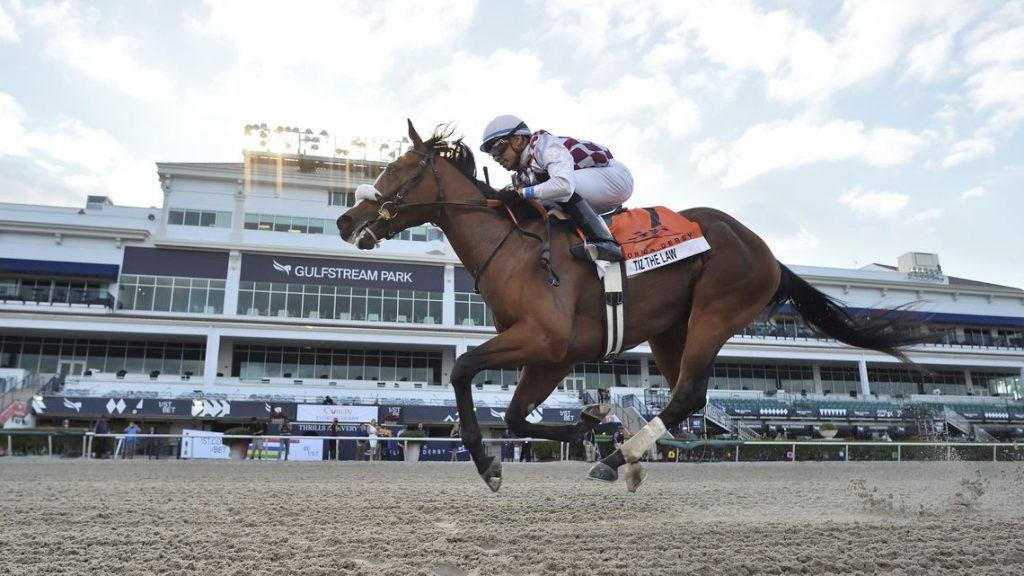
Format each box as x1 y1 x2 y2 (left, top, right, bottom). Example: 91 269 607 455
424 124 499 199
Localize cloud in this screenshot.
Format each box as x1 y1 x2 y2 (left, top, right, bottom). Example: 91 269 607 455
704 117 928 187
909 208 942 223
962 4 1024 129
960 186 986 200
838 189 909 218
0 91 158 206
0 3 18 43
942 137 995 167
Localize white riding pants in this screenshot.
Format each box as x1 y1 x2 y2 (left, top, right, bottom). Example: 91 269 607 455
543 159 634 213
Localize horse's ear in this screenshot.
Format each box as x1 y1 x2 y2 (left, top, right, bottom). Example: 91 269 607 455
407 119 423 149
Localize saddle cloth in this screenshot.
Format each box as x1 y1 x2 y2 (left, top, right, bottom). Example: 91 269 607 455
607 207 711 277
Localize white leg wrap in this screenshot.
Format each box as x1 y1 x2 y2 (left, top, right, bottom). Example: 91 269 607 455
621 417 666 463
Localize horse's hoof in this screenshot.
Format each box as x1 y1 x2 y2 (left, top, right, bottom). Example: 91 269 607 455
582 403 612 422
587 462 619 483
625 461 646 493
481 458 502 493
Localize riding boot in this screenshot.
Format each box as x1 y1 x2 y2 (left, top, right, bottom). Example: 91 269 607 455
560 193 623 262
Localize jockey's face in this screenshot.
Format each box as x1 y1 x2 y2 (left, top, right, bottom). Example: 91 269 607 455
491 134 528 172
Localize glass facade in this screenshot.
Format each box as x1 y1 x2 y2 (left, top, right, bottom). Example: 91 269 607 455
819 365 861 395
168 208 231 228
455 292 492 327
867 367 967 396
0 277 109 305
236 281 441 323
329 190 356 207
232 345 441 384
0 336 204 376
972 371 1022 399
118 275 226 314
569 359 642 389
244 213 335 235
707 363 815 393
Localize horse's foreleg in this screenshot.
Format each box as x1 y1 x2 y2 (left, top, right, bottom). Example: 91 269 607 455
504 364 607 443
450 324 569 492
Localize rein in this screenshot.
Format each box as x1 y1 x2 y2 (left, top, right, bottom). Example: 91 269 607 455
369 150 560 292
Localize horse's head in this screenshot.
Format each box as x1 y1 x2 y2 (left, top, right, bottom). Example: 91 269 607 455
338 120 477 250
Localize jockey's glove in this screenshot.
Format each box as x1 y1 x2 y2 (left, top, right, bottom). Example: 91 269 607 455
498 184 522 204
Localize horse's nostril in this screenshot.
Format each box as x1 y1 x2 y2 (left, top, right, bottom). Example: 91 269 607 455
337 215 351 236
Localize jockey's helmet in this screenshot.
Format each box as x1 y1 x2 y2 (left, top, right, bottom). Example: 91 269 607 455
480 115 531 153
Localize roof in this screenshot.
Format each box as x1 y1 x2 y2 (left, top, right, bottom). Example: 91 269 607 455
867 263 1020 292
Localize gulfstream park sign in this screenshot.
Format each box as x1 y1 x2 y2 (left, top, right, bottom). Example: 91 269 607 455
241 253 443 291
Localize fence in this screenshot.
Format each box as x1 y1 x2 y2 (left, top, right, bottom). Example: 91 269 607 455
2 430 1022 463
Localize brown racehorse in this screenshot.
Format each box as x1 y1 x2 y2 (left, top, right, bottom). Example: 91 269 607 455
337 121 921 492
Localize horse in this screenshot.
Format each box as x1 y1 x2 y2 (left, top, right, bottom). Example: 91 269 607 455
337 121 923 493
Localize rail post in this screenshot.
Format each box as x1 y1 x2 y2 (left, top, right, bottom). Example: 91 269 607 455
734 445 739 462
946 445 951 461
897 444 902 461
81 435 87 458
791 443 796 462
6 433 11 456
844 443 849 462
993 445 997 463
47 434 52 456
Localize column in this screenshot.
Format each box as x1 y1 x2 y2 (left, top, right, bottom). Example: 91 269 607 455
441 346 457 388
857 358 870 397
231 179 245 244
203 333 220 387
812 364 823 395
216 338 233 379
223 250 241 316
442 264 455 326
964 368 974 395
639 354 650 387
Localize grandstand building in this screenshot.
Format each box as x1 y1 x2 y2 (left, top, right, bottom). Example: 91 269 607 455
2 145 1023 441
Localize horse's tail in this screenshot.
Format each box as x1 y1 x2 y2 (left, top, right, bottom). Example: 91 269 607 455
769 263 926 363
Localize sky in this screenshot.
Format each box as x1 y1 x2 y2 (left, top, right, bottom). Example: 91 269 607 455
0 0 1022 289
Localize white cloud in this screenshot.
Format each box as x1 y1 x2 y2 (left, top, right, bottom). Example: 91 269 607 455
763 225 820 253
960 186 986 200
962 5 1024 129
689 139 727 177
0 3 18 43
0 92 158 206
715 117 927 187
839 189 909 218
49 30 174 103
909 208 942 223
942 137 995 168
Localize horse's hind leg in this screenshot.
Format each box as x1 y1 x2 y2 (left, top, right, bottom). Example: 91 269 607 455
504 364 607 443
589 320 686 483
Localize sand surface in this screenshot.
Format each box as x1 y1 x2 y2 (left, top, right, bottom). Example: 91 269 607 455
1 458 1023 575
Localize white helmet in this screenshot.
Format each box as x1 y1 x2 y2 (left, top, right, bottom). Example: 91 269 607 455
479 115 531 153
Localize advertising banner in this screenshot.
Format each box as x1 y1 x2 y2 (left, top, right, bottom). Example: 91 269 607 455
241 253 444 291
296 405 378 423
180 429 231 459
123 247 228 279
286 437 324 461
397 405 581 425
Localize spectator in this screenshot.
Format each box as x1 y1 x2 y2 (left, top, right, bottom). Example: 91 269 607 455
247 417 265 460
366 419 379 461
278 413 292 460
322 396 335 405
612 427 625 452
449 422 460 462
93 416 110 459
326 418 340 461
881 431 893 442
500 428 513 462
522 437 533 463
146 426 160 459
123 421 140 459
582 428 596 462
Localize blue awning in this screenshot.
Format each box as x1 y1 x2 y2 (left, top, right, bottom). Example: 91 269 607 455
775 303 1024 328
0 258 120 279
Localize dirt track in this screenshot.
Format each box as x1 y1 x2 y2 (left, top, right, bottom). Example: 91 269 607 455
1 458 1023 575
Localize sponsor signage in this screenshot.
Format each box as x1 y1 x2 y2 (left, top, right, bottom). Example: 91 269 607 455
241 253 443 291
123 247 228 279
32 397 283 419
286 438 324 461
454 267 475 293
397 405 581 425
180 429 231 460
296 404 379 423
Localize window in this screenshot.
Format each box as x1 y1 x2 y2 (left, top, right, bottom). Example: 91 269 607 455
329 190 355 207
117 274 224 314
237 281 442 323
455 292 491 327
0 335 204 376
167 208 231 228
232 345 442 384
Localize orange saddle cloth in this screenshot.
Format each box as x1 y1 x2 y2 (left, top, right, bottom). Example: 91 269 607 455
608 207 711 277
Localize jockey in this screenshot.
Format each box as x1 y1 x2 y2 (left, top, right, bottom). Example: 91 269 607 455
480 115 633 262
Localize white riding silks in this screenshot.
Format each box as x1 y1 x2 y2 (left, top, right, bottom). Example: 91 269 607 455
621 417 667 462
354 184 381 204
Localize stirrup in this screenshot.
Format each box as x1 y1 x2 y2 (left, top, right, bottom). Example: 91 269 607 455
571 241 622 263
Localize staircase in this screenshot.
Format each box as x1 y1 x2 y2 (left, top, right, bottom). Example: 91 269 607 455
703 402 759 440
973 427 997 442
611 394 650 436
943 407 972 436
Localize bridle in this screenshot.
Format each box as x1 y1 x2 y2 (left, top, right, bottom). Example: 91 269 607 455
362 147 559 291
